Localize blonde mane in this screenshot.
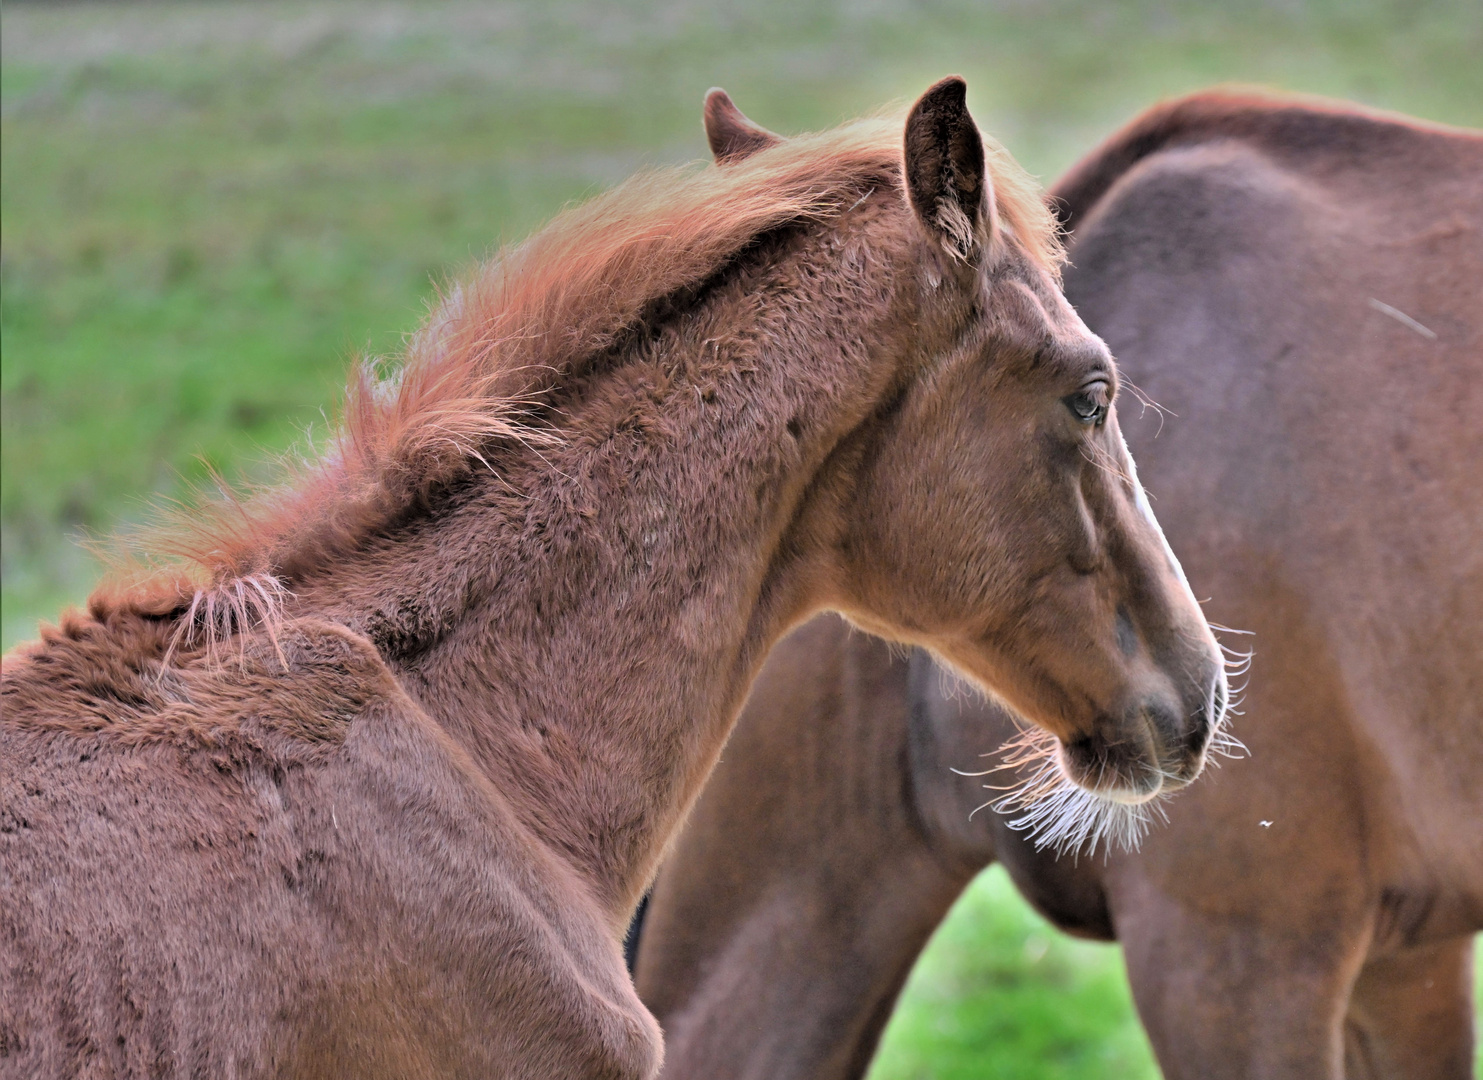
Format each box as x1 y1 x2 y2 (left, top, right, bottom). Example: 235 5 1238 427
98 114 1062 643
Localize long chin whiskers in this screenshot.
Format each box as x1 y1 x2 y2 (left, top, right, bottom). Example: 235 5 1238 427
955 724 1165 861
944 623 1253 861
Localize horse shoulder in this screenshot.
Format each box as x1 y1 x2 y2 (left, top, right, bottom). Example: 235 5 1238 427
309 672 663 1079
1 615 660 1079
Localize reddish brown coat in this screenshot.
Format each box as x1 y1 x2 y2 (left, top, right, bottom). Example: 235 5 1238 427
1 81 1223 1078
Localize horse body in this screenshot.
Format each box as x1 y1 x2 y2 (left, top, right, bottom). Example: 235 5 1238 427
1 82 1224 1077
634 92 1483 1079
4 617 652 1078
1061 90 1483 1079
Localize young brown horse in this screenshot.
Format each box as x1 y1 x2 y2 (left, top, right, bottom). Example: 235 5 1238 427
634 91 1483 1079
0 80 1225 1078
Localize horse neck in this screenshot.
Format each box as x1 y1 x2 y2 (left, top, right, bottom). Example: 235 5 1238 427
308 219 924 922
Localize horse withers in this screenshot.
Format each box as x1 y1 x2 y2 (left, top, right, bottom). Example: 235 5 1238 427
0 80 1222 1078
633 91 1483 1080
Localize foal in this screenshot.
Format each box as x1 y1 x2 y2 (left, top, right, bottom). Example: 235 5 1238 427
1 80 1224 1078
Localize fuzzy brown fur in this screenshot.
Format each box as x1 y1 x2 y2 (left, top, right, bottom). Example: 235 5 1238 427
1 80 1223 1078
633 91 1483 1080
103 97 1061 613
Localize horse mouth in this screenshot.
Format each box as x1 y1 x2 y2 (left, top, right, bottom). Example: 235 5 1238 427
1055 710 1209 806
1057 734 1166 805
987 708 1215 856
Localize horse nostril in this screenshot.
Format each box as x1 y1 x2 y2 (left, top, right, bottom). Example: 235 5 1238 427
1183 713 1212 759
1176 678 1225 762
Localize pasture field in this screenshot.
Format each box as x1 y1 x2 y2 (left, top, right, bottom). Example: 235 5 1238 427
3 2 1480 1075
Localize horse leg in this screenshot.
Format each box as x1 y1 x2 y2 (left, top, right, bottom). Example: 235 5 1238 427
1116 885 1371 1080
634 623 992 1080
1342 936 1476 1080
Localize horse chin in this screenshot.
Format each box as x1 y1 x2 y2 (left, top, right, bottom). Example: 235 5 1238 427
1055 735 1168 806
1096 778 1166 806
990 732 1166 857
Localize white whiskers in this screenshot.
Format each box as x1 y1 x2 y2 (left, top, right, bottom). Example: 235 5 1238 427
1208 622 1254 760
955 723 1165 860
952 623 1253 859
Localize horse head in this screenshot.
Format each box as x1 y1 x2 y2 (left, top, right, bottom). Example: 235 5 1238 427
711 79 1229 814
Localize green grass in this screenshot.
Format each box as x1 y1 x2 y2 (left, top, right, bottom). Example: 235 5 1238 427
5 0 1482 649
870 866 1160 1080
3 2 1481 1074
882 867 1483 1078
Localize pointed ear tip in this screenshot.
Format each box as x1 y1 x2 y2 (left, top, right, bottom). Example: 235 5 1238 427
929 75 968 98
909 76 970 120
704 87 733 109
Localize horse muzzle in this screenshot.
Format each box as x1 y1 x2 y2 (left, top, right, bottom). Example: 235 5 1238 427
1057 669 1227 804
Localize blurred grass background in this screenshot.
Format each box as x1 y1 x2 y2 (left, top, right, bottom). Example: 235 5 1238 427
3 2 1480 1075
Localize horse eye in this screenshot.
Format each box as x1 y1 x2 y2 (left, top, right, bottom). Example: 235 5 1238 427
1064 380 1110 426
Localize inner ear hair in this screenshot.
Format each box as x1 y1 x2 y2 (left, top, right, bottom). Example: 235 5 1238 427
903 76 990 261
704 88 783 164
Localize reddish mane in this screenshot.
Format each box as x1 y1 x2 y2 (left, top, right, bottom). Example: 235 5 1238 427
94 115 1062 639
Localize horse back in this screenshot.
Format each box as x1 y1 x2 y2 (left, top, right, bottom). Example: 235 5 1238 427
1055 92 1483 930
1052 89 1483 233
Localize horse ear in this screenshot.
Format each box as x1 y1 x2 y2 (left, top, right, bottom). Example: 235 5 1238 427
903 76 991 260
704 88 782 164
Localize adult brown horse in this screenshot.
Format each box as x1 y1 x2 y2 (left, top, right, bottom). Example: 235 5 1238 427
0 80 1227 1078
633 91 1483 1079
